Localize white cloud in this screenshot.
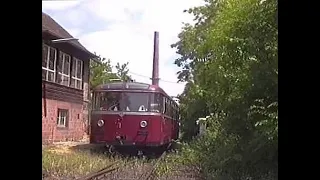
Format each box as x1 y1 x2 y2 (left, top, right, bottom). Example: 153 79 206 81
84 0 146 22
42 0 82 11
67 28 82 38
43 0 204 96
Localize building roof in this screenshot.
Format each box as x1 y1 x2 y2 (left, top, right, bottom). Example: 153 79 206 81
42 12 96 58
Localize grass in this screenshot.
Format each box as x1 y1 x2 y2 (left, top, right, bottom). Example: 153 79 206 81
42 145 119 179
42 142 196 179
155 142 205 179
154 142 189 177
155 151 179 176
42 145 159 179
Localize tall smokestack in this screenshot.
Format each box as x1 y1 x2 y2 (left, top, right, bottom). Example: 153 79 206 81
151 31 160 86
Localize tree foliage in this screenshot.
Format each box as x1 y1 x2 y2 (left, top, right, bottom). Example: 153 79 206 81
115 62 133 82
90 54 133 89
173 0 278 179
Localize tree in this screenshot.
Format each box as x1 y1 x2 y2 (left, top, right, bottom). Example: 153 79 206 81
89 54 118 89
173 0 278 179
115 62 133 82
90 54 136 91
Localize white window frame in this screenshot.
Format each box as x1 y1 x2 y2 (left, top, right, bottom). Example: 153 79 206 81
57 109 68 128
71 57 83 90
58 51 71 86
42 44 57 82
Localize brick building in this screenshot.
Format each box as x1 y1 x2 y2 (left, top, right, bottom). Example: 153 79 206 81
42 12 96 143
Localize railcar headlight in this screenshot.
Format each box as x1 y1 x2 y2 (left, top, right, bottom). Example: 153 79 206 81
97 119 104 127
140 120 147 128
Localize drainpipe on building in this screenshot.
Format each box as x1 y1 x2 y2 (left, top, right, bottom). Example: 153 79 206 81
51 126 54 144
43 83 47 117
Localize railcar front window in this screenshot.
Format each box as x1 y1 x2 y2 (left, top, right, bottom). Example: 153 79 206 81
93 92 150 112
150 93 163 113
122 93 149 112
93 92 122 111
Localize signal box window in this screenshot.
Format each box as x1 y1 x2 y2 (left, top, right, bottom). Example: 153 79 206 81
42 44 57 82
57 51 71 86
57 109 69 128
71 58 83 90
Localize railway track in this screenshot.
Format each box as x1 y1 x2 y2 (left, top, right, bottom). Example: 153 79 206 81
77 151 167 180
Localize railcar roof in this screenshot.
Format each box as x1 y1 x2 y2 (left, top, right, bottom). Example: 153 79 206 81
95 81 165 93
94 82 177 104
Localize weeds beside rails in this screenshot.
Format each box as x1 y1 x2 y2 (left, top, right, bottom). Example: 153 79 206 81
76 151 167 180
42 148 119 179
138 151 167 180
76 159 136 180
42 144 173 180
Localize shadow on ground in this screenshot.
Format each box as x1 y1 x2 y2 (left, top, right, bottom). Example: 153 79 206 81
69 143 110 155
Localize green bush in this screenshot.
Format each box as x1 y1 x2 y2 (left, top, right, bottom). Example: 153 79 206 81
172 0 278 179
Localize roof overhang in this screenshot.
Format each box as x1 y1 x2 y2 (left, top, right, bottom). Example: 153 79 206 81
42 29 99 61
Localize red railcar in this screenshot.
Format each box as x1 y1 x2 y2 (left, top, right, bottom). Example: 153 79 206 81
90 81 179 151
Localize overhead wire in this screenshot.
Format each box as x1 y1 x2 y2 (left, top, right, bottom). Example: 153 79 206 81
128 71 185 85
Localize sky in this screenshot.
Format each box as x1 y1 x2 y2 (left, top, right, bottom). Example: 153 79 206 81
42 0 204 97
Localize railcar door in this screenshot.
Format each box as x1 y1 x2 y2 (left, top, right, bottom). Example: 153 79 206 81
114 112 124 140
112 92 152 144
117 112 151 144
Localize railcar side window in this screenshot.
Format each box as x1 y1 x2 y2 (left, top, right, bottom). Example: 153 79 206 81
150 93 163 113
165 98 169 116
92 93 98 110
169 100 173 118
162 97 167 114
167 100 170 117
